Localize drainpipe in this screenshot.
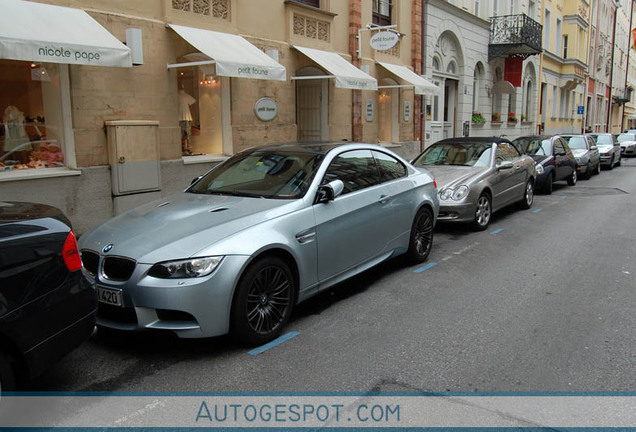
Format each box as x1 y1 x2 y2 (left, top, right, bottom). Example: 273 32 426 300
420 0 427 151
621 0 635 131
607 4 618 132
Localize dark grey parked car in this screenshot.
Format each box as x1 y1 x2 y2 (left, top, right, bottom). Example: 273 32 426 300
561 134 600 179
411 137 535 231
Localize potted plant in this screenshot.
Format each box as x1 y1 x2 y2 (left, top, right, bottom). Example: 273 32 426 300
507 111 518 122
472 111 485 123
521 114 527 122
491 111 501 122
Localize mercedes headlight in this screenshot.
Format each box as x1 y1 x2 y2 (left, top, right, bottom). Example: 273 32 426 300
149 256 223 278
439 185 469 201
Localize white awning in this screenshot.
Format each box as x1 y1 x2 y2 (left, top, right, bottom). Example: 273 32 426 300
491 80 516 95
377 61 438 95
293 46 377 91
167 24 286 81
0 0 131 67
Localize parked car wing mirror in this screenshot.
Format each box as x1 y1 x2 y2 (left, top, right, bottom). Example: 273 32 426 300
496 161 514 170
191 175 203 185
316 179 345 204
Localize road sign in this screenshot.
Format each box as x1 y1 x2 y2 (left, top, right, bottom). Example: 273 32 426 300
577 105 584 115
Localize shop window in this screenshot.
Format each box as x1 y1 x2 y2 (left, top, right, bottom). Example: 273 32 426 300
372 0 392 26
177 66 223 157
0 60 67 173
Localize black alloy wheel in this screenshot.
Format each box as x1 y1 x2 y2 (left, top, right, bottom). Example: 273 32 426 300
472 193 492 231
406 206 434 263
231 257 295 345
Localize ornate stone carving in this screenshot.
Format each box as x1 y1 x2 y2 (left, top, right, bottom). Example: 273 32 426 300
193 0 210 15
172 0 190 12
292 14 330 42
172 0 228 19
212 0 229 19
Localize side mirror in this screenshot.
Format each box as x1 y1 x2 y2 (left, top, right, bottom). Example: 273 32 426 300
316 179 345 204
590 145 597 151
191 175 203 185
496 161 514 170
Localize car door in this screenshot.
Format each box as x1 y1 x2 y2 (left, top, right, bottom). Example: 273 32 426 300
553 138 571 181
313 149 393 284
587 137 600 166
491 143 519 207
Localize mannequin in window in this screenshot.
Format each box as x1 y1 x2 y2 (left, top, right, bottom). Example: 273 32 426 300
3 105 29 152
178 86 196 155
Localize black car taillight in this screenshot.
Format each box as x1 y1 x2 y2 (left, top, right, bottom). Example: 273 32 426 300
62 230 82 272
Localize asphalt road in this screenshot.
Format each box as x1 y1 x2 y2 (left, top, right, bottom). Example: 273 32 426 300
27 157 636 393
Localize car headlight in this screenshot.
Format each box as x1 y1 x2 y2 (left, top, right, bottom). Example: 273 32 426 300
439 185 469 201
149 256 223 278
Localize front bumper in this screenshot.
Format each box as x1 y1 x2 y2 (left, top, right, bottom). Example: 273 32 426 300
436 201 476 223
599 155 615 166
89 255 251 339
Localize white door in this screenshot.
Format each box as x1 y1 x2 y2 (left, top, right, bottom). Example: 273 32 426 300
297 79 328 142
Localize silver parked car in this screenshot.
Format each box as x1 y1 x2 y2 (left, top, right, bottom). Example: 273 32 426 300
561 134 600 179
411 137 535 231
79 143 439 345
616 133 636 157
587 133 621 169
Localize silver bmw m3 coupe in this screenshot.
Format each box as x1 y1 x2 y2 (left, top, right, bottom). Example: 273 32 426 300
79 143 439 345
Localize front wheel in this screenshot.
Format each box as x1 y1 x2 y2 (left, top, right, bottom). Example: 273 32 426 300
519 180 534 209
567 169 577 186
616 156 622 167
594 161 601 175
583 163 592 180
544 173 554 194
406 206 434 263
609 156 615 170
231 257 295 346
471 193 492 231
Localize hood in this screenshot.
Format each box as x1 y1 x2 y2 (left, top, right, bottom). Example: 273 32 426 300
423 165 489 189
79 192 299 263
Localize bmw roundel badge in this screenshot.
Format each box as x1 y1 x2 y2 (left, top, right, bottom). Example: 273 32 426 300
102 244 114 253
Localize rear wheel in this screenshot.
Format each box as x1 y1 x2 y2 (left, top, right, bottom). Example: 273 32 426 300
471 193 491 231
519 180 534 209
406 207 434 263
231 257 295 346
0 352 16 393
567 169 577 186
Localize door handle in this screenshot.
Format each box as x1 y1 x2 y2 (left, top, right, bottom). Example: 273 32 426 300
378 194 391 204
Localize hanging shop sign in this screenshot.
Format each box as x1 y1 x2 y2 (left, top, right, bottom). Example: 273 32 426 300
254 97 278 122
366 99 374 122
370 31 399 51
403 101 411 122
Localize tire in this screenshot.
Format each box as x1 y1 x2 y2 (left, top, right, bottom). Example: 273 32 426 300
583 163 592 180
519 180 534 209
567 169 577 186
0 352 16 393
594 161 601 175
609 156 615 170
616 156 621 167
471 193 492 231
544 173 554 194
406 206 434 263
231 256 295 346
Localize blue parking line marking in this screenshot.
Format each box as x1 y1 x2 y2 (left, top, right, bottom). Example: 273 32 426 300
414 262 437 273
248 331 300 356
490 228 504 235
532 208 543 213
560 195 568 199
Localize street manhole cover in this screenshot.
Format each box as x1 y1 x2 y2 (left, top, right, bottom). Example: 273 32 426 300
559 187 628 197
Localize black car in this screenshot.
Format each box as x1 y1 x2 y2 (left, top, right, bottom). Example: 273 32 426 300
512 135 577 194
0 202 96 391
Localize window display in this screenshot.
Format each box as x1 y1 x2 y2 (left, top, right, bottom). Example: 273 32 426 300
0 60 65 172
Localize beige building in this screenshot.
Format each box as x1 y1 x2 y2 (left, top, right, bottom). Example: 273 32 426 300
0 0 436 234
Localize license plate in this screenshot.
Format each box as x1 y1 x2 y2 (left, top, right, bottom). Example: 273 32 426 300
97 286 122 306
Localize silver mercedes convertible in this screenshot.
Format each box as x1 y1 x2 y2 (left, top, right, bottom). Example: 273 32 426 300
79 143 439 345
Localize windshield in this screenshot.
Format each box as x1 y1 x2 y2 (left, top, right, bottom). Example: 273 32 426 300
564 136 587 150
513 138 551 156
592 134 613 145
188 149 324 199
412 143 492 167
617 133 636 143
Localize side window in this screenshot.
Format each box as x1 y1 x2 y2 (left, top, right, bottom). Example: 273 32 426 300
496 143 516 163
372 151 407 182
323 150 380 195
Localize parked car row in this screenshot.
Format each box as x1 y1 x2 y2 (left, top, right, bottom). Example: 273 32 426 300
2 133 631 390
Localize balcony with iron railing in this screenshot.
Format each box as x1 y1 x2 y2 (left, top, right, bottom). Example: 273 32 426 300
488 14 542 61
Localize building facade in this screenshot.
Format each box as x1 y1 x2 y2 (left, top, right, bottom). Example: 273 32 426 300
0 0 435 234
